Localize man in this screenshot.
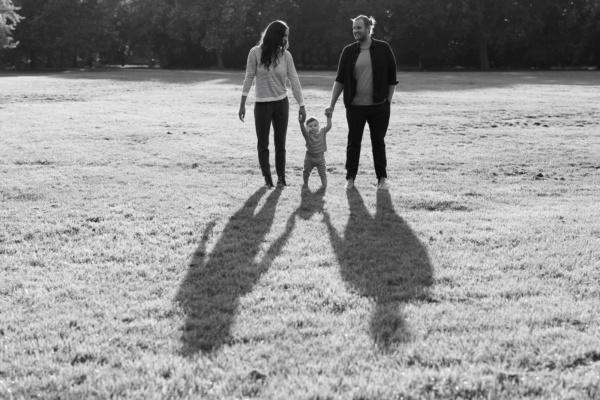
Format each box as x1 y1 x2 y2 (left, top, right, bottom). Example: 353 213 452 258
325 15 398 190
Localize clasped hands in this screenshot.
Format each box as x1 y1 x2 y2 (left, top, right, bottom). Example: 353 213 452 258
241 105 332 123
298 106 306 123
298 106 334 124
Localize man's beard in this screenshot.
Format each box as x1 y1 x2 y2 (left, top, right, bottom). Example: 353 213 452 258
355 32 368 42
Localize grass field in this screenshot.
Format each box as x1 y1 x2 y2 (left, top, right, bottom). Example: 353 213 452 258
1 68 600 399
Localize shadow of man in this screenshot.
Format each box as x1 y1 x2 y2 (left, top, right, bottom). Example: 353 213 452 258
176 187 282 354
323 189 434 349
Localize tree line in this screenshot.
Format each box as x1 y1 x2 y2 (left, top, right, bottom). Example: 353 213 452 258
2 0 600 70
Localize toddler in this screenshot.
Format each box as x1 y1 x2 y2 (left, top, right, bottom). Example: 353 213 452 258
299 114 332 189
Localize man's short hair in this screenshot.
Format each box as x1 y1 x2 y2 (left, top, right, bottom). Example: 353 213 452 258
352 15 376 34
305 116 318 126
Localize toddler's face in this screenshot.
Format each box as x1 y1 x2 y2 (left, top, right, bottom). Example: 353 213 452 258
307 120 320 134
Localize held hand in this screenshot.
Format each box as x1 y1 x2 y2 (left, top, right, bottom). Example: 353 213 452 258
299 106 306 123
239 106 245 122
324 107 334 117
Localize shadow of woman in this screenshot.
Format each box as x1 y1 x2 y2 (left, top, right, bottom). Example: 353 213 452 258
323 189 434 350
176 187 282 354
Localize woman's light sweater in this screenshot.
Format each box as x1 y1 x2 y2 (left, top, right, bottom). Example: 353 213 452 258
242 46 304 106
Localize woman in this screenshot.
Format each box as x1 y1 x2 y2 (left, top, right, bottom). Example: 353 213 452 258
239 20 306 188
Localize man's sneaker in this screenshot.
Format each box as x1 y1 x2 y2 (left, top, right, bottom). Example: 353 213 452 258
377 177 389 191
276 176 287 188
264 175 274 189
345 177 355 189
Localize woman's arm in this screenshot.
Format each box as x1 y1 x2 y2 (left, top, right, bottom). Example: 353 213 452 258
323 115 332 134
285 51 306 121
240 49 258 122
239 95 248 122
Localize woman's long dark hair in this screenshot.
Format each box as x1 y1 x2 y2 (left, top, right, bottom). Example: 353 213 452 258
258 20 288 70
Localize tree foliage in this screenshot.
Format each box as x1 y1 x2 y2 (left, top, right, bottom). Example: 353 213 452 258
3 0 600 69
8 0 117 68
0 0 22 49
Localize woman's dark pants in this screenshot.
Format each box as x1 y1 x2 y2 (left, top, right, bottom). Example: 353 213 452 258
254 98 289 178
345 101 390 181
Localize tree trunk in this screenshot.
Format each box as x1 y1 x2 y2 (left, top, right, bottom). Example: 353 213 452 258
30 49 37 69
216 51 224 69
475 0 491 70
146 33 154 68
478 40 490 70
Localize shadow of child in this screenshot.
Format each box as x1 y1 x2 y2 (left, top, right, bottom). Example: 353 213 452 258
263 188 327 262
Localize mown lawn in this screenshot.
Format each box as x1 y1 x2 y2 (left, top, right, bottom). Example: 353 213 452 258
1 68 599 399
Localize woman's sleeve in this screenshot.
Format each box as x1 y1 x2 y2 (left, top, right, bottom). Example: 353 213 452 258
242 48 257 95
286 51 305 107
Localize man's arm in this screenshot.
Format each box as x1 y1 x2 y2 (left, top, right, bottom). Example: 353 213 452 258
386 42 399 91
325 81 344 117
326 46 348 117
387 85 395 103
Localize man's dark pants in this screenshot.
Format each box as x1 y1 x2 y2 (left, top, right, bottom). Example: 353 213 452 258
345 100 390 181
254 97 289 178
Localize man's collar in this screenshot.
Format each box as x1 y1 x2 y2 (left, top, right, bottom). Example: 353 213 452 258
354 37 377 48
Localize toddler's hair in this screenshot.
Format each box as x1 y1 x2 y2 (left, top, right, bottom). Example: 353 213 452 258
305 116 318 126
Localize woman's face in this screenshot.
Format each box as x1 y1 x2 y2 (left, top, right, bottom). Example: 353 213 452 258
282 28 289 47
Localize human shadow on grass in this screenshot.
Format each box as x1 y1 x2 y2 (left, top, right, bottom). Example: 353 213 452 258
264 188 326 262
176 187 282 354
323 189 434 350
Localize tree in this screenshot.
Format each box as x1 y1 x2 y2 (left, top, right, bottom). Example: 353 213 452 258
459 0 536 70
578 0 600 66
386 0 468 69
0 0 22 49
9 0 118 68
201 0 254 68
521 0 599 68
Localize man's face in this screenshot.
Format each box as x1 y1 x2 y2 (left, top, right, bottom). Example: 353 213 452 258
353 20 369 42
307 120 320 134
